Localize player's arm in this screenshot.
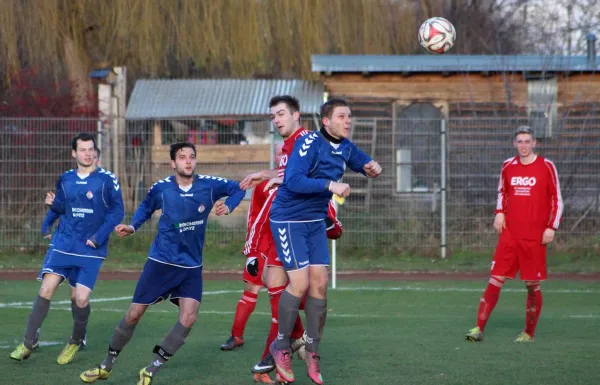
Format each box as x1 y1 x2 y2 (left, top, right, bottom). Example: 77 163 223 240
125 185 161 234
88 176 125 248
213 179 246 215
542 161 563 244
493 162 509 234
346 144 379 177
41 209 60 238
48 176 67 214
285 138 330 193
240 169 279 190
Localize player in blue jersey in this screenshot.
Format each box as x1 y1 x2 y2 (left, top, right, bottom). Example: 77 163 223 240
32 148 101 351
10 134 124 365
79 142 246 385
269 99 381 384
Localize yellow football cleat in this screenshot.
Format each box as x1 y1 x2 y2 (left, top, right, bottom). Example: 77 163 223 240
514 331 534 342
9 344 32 361
80 365 112 383
137 367 154 385
57 343 80 365
465 326 483 342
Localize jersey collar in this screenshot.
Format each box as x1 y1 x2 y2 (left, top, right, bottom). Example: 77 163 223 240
320 127 343 144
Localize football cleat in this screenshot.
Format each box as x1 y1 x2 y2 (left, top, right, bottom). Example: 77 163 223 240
465 326 483 342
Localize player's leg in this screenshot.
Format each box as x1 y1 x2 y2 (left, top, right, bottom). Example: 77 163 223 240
10 272 63 361
69 282 87 349
221 256 263 351
304 221 329 385
515 240 546 342
57 259 102 365
80 259 172 383
269 221 311 383
466 230 517 342
139 266 203 384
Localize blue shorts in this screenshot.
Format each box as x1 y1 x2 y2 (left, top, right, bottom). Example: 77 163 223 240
270 220 330 271
132 259 203 306
38 249 103 290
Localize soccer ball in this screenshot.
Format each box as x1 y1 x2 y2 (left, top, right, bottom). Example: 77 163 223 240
418 17 456 54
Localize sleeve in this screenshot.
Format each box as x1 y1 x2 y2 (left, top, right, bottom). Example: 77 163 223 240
545 160 563 230
130 184 161 232
494 164 509 214
212 179 246 214
325 200 343 240
49 175 66 214
346 142 373 176
285 135 329 193
89 176 125 246
41 209 60 236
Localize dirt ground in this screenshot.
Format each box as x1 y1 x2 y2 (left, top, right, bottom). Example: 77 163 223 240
1 270 599 282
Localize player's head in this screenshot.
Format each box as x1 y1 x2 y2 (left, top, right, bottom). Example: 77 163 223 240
170 142 197 177
513 125 536 157
71 133 97 168
320 98 351 140
275 142 284 166
94 147 101 166
269 95 301 139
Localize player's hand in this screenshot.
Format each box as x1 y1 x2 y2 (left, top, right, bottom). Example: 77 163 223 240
493 213 506 234
45 191 55 206
329 182 351 198
264 177 282 192
86 240 97 248
114 224 134 237
214 201 230 216
364 161 382 178
542 228 555 244
240 171 267 190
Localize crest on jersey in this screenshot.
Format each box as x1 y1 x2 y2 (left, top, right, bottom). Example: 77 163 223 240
86 191 93 200
198 204 205 213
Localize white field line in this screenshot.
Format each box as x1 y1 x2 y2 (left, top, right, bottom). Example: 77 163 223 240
0 341 62 349
3 305 598 321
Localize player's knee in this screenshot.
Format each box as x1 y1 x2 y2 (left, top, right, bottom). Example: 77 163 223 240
267 268 287 288
179 311 197 328
74 295 90 308
490 275 506 287
125 306 145 324
245 281 261 294
525 281 540 290
287 280 309 298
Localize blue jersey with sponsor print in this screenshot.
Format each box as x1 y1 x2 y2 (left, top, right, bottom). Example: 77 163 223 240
270 131 372 221
48 167 125 258
130 174 245 268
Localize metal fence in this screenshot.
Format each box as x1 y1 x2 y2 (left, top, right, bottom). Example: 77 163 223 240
0 117 598 257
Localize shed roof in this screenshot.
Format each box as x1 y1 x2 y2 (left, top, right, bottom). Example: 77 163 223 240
126 79 324 119
312 54 600 74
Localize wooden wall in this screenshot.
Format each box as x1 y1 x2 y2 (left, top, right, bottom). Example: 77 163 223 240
322 73 600 109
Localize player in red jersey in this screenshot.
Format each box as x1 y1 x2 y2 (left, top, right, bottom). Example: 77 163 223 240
220 143 286 353
466 125 563 343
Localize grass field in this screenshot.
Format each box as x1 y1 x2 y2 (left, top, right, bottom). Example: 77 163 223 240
1 278 599 385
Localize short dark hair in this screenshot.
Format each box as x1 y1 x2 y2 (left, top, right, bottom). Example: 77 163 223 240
169 142 197 161
95 147 101 158
71 133 97 151
320 98 350 121
514 125 534 139
269 95 300 114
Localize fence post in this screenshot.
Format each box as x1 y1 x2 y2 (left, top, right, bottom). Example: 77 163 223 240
96 120 103 167
440 119 447 259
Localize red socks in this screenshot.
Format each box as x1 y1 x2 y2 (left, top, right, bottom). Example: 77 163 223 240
476 277 504 331
525 283 543 337
231 291 258 338
261 286 285 359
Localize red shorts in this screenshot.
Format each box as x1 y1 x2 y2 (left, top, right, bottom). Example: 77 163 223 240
264 245 283 268
242 254 267 287
491 229 547 281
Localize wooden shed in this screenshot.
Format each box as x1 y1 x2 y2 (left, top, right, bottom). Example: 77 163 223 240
311 49 600 213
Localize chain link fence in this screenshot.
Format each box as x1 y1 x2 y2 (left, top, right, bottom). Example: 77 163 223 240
1 117 598 257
